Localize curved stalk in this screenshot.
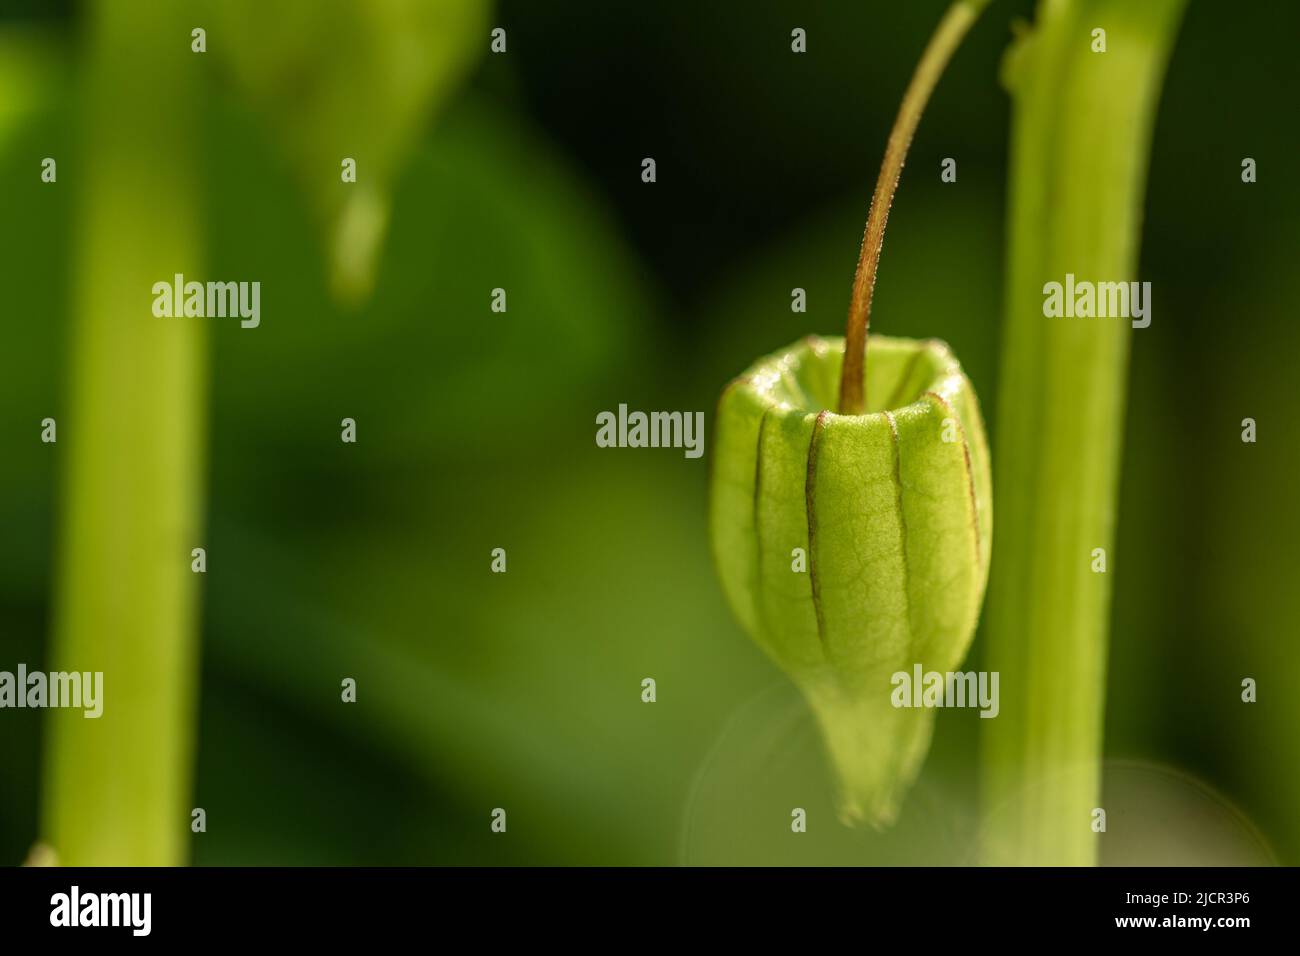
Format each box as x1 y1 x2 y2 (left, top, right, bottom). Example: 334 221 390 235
839 0 991 415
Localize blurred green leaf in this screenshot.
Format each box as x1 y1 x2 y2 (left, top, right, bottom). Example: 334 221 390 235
202 94 652 479
206 0 489 303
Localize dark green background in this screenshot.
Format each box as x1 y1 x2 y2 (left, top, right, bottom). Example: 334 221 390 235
1 0 1295 864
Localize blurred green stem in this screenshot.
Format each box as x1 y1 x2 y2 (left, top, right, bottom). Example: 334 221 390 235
42 1 206 865
981 0 1185 865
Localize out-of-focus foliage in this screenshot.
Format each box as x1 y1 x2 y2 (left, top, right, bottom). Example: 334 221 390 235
206 0 489 303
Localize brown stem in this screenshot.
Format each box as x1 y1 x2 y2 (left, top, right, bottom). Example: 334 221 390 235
839 0 990 415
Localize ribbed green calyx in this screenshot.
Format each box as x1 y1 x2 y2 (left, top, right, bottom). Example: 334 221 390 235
710 334 991 826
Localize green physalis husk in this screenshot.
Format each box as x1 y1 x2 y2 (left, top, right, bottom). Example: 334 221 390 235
709 334 991 827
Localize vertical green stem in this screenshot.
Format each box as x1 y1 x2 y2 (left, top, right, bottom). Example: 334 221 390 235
42 1 206 865
981 0 1185 865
